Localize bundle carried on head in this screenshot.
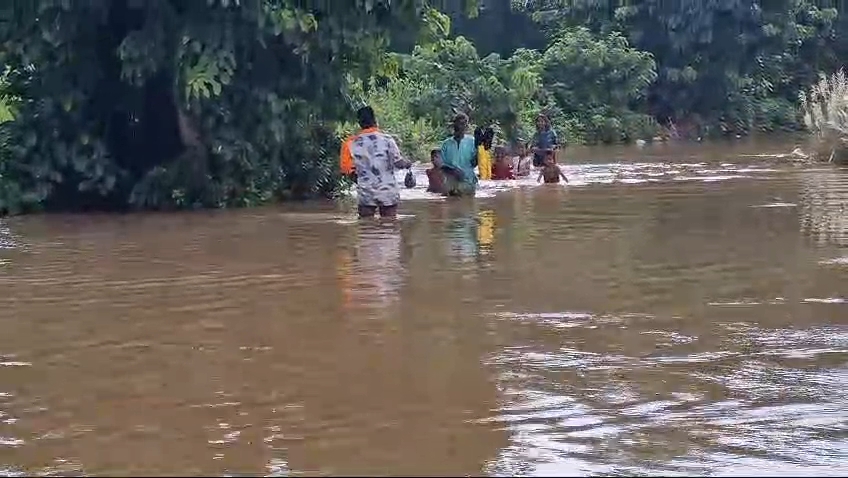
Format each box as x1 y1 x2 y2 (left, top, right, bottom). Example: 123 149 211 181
483 127 495 150
474 126 496 150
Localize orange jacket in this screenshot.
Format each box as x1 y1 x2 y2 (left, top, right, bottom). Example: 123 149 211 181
339 127 380 175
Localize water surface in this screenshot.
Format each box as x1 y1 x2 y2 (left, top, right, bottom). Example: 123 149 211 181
1 139 846 476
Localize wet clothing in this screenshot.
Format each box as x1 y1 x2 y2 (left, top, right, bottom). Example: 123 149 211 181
532 128 558 167
426 167 445 194
491 160 515 180
440 135 478 196
477 146 492 180
513 155 532 177
540 164 565 184
443 172 477 196
340 127 405 207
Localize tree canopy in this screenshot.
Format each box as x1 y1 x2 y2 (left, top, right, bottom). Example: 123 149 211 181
0 0 844 214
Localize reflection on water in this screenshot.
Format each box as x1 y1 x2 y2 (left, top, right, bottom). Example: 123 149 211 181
1 140 847 475
799 167 848 248
478 210 496 257
337 222 405 313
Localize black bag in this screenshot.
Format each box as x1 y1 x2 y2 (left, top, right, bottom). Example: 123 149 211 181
404 170 416 188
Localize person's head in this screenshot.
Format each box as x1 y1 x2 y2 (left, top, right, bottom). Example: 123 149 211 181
535 113 550 131
452 112 469 136
544 149 556 165
357 105 377 129
494 145 508 162
430 148 442 165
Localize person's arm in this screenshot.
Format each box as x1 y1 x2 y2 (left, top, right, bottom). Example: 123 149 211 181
550 130 559 150
440 140 463 180
440 140 452 168
558 166 568 183
387 136 411 169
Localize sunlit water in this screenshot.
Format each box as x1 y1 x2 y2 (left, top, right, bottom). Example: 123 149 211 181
0 138 846 476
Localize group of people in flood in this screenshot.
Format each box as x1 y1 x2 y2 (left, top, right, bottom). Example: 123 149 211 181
340 105 568 219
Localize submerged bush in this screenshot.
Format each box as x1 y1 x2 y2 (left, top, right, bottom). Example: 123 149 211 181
799 69 848 164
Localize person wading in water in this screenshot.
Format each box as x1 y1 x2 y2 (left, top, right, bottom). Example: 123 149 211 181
439 113 478 197
339 106 411 219
530 113 559 168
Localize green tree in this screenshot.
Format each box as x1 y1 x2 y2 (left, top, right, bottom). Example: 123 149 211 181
0 0 454 214
514 0 839 137
541 26 657 143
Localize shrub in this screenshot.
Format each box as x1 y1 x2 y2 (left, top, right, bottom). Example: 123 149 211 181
799 69 848 164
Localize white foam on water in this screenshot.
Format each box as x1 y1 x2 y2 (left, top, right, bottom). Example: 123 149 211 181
802 298 846 304
750 203 797 208
674 175 754 183
345 159 786 207
0 362 31 367
819 257 848 266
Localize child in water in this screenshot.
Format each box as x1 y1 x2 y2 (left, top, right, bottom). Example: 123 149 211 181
426 148 445 194
537 150 568 184
512 142 532 177
491 146 515 180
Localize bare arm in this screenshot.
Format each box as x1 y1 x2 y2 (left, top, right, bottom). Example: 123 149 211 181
388 137 411 169
559 168 569 183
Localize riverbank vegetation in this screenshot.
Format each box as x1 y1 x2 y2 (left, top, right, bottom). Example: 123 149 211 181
0 0 846 214
799 69 848 165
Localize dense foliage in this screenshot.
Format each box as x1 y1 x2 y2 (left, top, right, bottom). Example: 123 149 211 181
0 0 463 214
0 0 845 214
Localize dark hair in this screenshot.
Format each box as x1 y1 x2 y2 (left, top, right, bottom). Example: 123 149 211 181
484 127 495 144
536 113 551 130
430 148 441 159
357 106 377 128
452 112 468 125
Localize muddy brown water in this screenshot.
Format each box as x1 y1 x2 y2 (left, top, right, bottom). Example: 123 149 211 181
0 138 846 476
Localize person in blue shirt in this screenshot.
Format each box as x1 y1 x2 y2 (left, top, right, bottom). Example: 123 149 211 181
439 113 478 197
531 113 559 167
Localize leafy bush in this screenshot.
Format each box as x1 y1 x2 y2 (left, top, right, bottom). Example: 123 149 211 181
358 26 660 156
0 1 452 214
799 69 848 164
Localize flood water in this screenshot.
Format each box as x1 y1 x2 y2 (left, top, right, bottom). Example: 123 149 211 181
0 138 847 476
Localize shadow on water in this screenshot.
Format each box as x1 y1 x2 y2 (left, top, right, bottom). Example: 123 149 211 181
0 139 847 475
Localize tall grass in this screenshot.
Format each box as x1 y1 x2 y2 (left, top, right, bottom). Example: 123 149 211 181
799 69 848 164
